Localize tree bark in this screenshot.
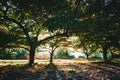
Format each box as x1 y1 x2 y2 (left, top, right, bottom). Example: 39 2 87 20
85 52 89 59
50 53 53 64
29 46 36 66
102 46 108 62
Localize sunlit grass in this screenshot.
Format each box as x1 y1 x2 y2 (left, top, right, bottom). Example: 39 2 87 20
0 60 28 66
0 59 120 80
0 58 120 67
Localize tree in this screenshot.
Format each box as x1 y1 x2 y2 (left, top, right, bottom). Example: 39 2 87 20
41 35 70 64
75 33 98 59
73 0 120 62
0 0 70 65
91 0 120 62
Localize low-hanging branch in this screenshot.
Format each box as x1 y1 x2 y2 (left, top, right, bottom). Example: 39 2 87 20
4 44 30 51
37 32 69 47
2 15 32 45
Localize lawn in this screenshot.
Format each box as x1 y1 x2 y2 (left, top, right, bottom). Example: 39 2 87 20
0 59 120 80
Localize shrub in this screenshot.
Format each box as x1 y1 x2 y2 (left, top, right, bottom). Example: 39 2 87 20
54 48 74 59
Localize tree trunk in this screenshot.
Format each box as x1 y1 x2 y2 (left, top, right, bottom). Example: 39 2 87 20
85 53 89 59
110 52 114 60
103 46 108 62
29 46 36 66
50 53 53 64
84 51 89 59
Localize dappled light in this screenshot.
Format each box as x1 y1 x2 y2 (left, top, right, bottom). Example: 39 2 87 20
0 60 120 80
0 0 120 80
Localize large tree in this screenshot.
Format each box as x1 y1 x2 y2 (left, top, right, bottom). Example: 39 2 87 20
72 0 120 62
90 0 120 62
0 0 70 65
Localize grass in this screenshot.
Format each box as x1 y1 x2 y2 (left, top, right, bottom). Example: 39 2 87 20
0 59 89 66
0 59 120 80
0 58 120 66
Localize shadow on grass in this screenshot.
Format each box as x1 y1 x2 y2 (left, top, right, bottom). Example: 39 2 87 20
34 63 66 80
90 60 120 67
0 64 34 80
33 63 87 80
70 62 120 80
1 62 119 80
0 63 86 80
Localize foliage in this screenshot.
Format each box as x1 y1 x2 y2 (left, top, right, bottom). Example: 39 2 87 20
12 48 29 59
73 0 120 62
54 48 74 59
44 8 78 31
0 0 120 64
0 26 16 48
0 0 71 65
75 33 98 59
0 48 29 59
0 48 16 59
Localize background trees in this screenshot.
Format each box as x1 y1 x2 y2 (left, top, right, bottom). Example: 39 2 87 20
89 0 120 62
73 0 120 62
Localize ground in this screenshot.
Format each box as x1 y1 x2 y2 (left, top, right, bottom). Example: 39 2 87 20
0 59 120 80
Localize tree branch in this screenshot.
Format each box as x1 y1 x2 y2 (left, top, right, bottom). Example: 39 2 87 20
74 0 80 19
37 32 68 46
4 6 9 17
5 44 30 51
2 16 32 45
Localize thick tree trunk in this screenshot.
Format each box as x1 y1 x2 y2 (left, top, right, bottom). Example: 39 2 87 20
84 51 89 59
85 53 89 59
50 53 53 64
29 46 36 66
103 46 108 62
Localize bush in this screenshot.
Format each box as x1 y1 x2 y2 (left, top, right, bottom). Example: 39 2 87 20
54 48 74 59
15 49 29 59
0 48 29 59
0 49 16 59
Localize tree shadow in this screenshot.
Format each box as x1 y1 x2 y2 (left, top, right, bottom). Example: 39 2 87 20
68 62 120 80
0 64 94 80
34 63 66 80
0 64 86 80
34 63 87 80
0 64 34 80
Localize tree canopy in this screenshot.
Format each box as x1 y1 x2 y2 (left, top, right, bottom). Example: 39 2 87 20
0 0 120 63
